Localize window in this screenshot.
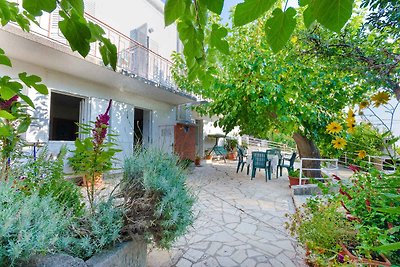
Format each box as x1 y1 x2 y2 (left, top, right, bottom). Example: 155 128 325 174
49 92 83 141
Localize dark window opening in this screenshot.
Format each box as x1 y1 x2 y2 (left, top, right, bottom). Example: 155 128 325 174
49 92 82 141
134 108 143 147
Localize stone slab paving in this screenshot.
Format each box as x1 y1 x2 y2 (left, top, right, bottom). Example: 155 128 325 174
147 161 306 267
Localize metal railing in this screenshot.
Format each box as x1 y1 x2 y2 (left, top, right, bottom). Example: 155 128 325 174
339 152 397 173
11 6 184 92
299 158 339 185
243 136 295 154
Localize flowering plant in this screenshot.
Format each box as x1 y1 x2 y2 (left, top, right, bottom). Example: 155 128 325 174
68 99 120 210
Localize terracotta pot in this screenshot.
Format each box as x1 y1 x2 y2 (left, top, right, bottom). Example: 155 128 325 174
83 172 103 187
288 176 308 187
205 155 212 160
227 152 236 160
339 244 391 267
194 158 201 166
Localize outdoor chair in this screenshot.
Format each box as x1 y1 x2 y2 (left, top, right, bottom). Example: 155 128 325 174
247 151 271 181
277 152 297 178
266 149 282 178
236 146 247 173
213 146 227 162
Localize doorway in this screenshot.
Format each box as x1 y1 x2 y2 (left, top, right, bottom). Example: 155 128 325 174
134 108 151 148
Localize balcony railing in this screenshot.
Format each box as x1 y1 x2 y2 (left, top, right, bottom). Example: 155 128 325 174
13 7 186 94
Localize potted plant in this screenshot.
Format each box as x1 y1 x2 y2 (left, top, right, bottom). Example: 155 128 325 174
288 169 307 187
204 149 212 160
225 138 238 160
194 155 201 166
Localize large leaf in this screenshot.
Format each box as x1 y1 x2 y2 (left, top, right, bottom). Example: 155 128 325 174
19 72 48 94
210 24 229 55
0 110 15 119
234 0 277 26
204 0 224 15
22 0 57 16
265 8 297 53
164 0 187 26
312 0 354 33
0 85 17 100
61 0 84 15
302 5 315 28
19 93 35 108
58 10 91 57
17 118 31 134
0 48 11 67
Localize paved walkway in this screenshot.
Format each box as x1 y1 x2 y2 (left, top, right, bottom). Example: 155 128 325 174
147 161 306 267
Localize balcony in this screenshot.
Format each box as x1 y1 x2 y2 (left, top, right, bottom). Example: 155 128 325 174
3 5 195 102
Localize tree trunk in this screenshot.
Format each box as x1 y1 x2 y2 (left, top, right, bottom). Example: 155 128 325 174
292 132 321 178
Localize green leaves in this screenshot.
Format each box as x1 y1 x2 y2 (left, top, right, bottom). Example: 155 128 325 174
233 0 277 26
60 0 84 15
0 110 14 119
59 10 91 57
164 0 187 26
22 0 57 16
19 72 48 95
313 0 354 32
302 0 354 32
204 0 224 15
210 24 229 55
0 48 11 67
265 8 297 53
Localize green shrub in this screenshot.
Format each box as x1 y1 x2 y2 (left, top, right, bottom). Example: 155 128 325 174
121 148 195 249
13 146 84 217
286 198 357 266
0 181 70 266
59 200 123 260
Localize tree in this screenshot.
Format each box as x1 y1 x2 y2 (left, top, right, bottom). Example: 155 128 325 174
173 21 369 176
165 0 399 90
165 0 357 86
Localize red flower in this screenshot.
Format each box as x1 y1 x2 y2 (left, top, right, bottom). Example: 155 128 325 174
348 164 360 172
0 95 19 110
92 99 112 147
365 199 371 212
341 200 351 213
333 174 342 181
339 187 352 200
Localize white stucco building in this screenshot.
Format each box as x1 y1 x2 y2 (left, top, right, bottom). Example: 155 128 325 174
0 0 213 172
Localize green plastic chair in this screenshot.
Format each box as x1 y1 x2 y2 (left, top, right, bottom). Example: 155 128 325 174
213 146 227 162
236 146 247 173
247 151 271 181
277 152 297 177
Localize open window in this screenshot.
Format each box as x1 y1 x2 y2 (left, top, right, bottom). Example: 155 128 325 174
49 92 84 141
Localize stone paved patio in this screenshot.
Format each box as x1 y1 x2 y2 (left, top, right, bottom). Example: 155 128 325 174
147 161 306 267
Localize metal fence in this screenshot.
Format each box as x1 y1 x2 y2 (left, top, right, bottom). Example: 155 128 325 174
299 158 339 185
13 7 180 91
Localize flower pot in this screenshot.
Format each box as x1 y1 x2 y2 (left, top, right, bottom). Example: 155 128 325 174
83 172 103 187
227 152 236 160
288 176 308 187
339 244 391 267
194 158 201 166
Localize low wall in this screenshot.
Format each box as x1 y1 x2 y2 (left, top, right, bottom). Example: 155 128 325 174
24 237 147 267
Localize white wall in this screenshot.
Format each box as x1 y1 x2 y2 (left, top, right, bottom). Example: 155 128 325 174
0 58 177 171
95 0 178 60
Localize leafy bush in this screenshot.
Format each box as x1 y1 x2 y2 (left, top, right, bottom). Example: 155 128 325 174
286 198 357 266
0 181 70 266
120 148 195 249
59 200 123 260
13 146 84 217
